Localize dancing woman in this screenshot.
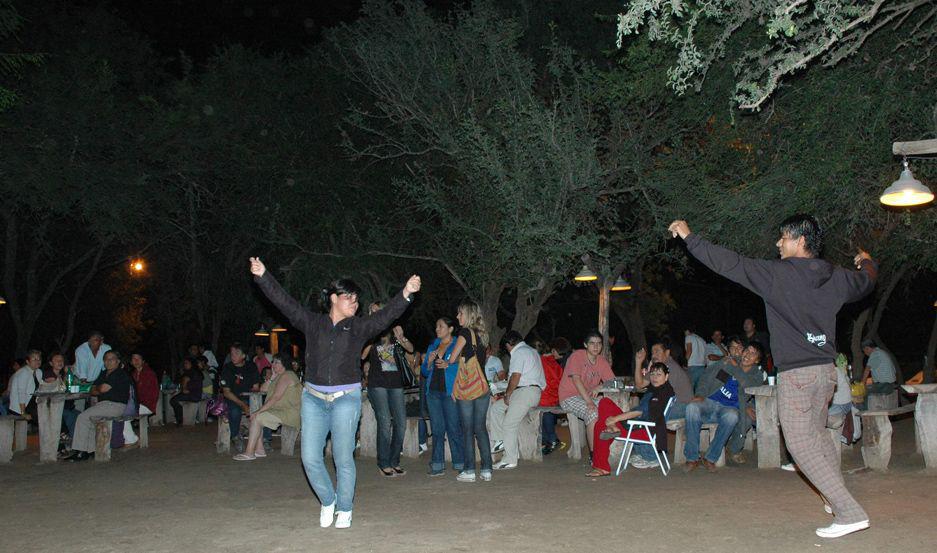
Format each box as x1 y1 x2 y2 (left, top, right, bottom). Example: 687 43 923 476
250 257 420 529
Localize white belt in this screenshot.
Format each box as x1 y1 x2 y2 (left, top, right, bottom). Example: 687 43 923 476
304 384 351 402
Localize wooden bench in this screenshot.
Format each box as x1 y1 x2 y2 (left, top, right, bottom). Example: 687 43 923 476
217 416 300 456
859 404 915 470
279 424 299 456
90 414 149 462
0 415 29 463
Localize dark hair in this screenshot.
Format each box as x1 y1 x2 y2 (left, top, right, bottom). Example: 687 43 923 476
530 338 548 354
779 214 822 257
320 278 362 311
648 361 669 374
26 349 42 359
651 335 673 352
88 330 104 339
726 335 744 348
549 337 572 357
272 352 292 368
230 342 247 356
437 316 456 332
196 355 209 365
745 341 765 361
502 330 524 348
104 350 121 362
583 329 602 345
48 350 65 360
254 343 266 351
860 339 877 349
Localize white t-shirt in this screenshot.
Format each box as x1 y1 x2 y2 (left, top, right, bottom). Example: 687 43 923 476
685 333 707 367
484 356 503 383
832 364 852 405
8 366 36 414
705 342 725 366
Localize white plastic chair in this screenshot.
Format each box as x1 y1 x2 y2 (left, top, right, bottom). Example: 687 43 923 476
613 396 674 476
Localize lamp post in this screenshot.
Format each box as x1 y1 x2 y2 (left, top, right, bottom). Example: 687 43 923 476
573 264 631 362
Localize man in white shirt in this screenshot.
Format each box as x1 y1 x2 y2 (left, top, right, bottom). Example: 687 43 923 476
684 327 708 389
74 331 111 383
9 350 41 418
488 331 545 470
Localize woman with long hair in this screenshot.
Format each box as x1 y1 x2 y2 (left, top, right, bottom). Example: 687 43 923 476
446 299 493 482
421 316 464 477
361 302 415 477
250 257 420 529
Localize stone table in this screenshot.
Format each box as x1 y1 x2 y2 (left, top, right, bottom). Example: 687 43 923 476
33 390 90 462
902 383 937 468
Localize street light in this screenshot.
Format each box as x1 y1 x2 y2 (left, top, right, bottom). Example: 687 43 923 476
130 259 146 273
572 268 632 362
271 323 288 332
0 296 6 305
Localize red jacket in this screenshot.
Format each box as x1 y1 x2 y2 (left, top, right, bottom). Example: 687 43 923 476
539 355 563 407
133 365 159 413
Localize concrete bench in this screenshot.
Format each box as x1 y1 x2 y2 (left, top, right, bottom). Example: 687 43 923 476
179 399 209 425
667 419 726 467
280 424 299 456
90 414 149 462
867 388 899 411
0 415 29 463
859 404 915 470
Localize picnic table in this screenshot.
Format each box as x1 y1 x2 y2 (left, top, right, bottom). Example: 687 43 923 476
902 384 937 468
33 390 90 463
745 385 784 469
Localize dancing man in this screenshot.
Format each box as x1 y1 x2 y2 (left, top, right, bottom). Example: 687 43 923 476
250 257 421 529
668 215 875 539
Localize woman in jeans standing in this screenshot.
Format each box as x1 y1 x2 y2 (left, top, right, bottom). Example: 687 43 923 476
362 302 415 477
250 257 420 530
421 316 464 476
447 299 493 482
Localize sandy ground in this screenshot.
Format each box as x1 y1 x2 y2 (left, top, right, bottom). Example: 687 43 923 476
3 415 935 553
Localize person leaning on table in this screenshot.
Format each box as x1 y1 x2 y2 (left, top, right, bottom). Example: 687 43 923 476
65 350 132 462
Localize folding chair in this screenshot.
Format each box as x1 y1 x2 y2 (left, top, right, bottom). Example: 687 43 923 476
613 396 674 476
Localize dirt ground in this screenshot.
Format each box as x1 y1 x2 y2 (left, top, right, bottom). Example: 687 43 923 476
3 415 935 553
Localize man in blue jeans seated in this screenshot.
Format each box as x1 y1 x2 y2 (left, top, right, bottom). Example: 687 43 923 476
219 343 260 447
685 342 765 472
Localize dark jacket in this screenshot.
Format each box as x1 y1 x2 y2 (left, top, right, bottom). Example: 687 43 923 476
255 272 412 386
685 234 877 372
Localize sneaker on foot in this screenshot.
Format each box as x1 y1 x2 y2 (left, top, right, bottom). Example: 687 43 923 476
335 511 353 529
427 468 446 477
701 458 718 473
491 440 504 453
780 462 797 472
456 471 476 482
492 461 517 470
552 440 567 450
418 443 428 455
541 444 554 455
479 470 492 482
815 520 869 538
320 502 335 528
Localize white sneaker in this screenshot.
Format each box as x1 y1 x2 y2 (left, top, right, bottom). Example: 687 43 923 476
815 520 869 538
479 470 492 482
456 471 476 482
320 502 335 528
335 510 353 529
780 462 797 472
492 461 516 470
418 443 428 455
630 456 659 469
491 441 504 453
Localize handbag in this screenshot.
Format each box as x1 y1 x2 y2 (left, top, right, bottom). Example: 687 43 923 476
207 395 227 417
392 342 417 389
452 330 489 401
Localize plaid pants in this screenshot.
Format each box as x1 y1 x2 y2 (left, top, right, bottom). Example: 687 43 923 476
778 364 868 524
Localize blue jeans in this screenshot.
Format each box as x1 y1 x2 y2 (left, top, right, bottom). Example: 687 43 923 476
541 412 558 445
684 398 739 463
457 396 492 471
426 388 463 472
666 401 687 422
419 419 428 445
369 387 407 469
225 399 244 439
688 366 705 390
300 388 362 512
63 408 80 437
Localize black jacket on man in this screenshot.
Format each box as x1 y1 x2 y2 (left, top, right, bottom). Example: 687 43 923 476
684 234 877 373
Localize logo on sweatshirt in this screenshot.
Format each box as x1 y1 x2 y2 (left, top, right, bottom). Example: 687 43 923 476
806 332 827 347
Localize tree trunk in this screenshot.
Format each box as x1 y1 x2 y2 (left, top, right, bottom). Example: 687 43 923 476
850 307 871 372
57 239 111 352
479 283 505 351
511 280 555 340
925 312 937 384
865 263 908 348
